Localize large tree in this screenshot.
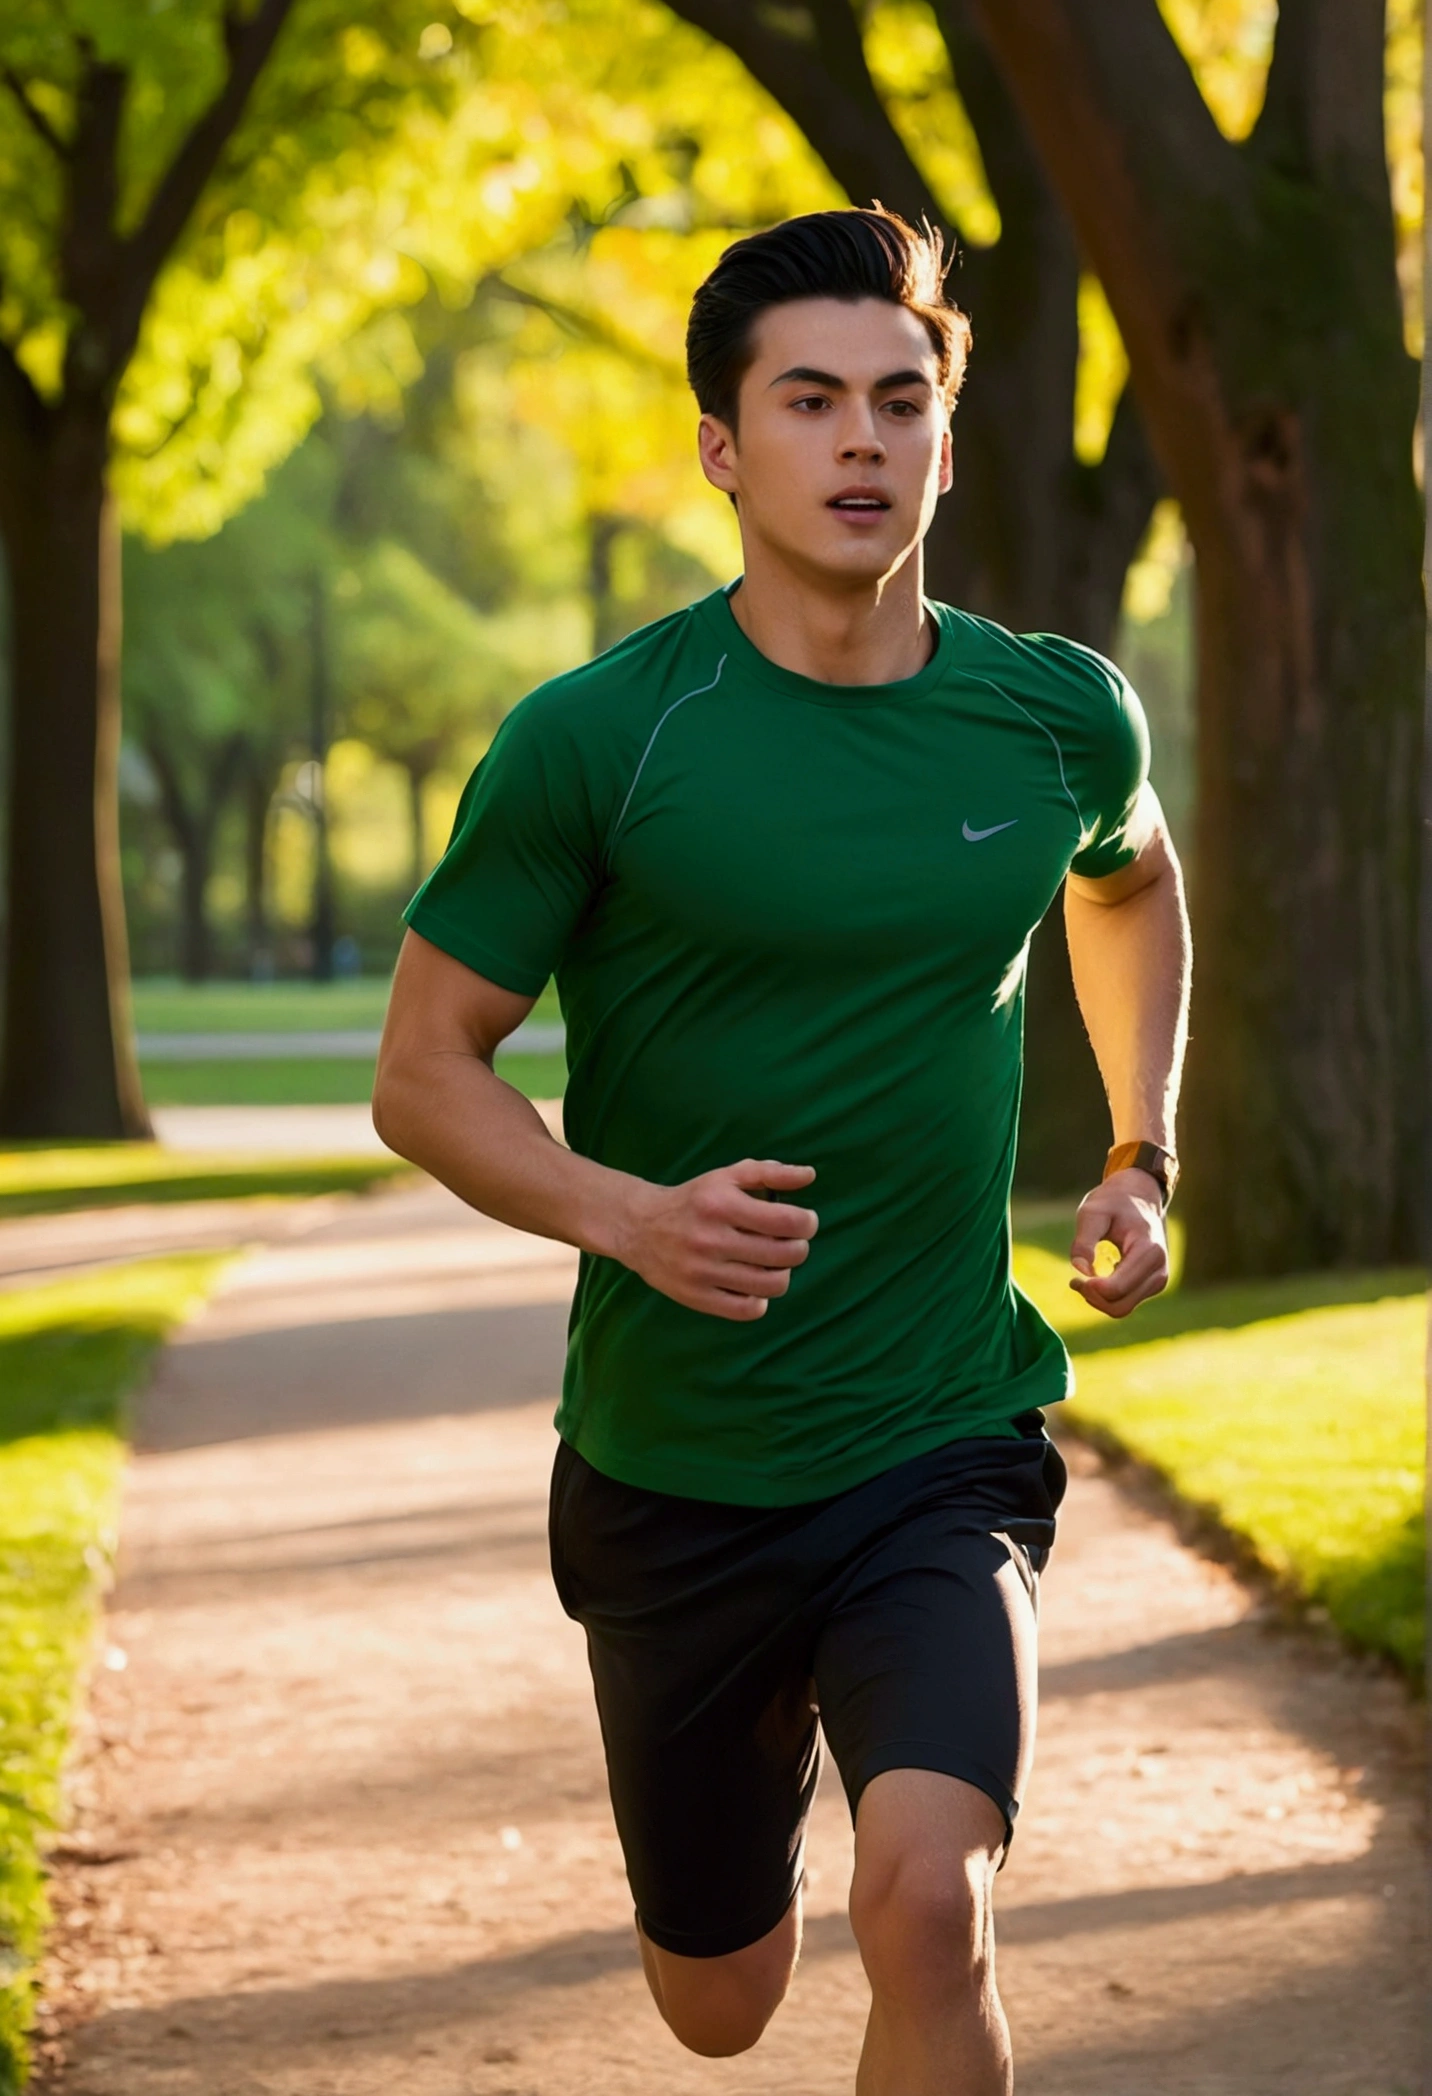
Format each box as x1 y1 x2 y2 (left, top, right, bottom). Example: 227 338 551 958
0 2 447 1133
662 0 1163 1187
964 0 1424 1274
0 0 637 1137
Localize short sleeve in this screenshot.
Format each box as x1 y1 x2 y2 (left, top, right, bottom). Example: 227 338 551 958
403 693 603 996
1051 641 1152 880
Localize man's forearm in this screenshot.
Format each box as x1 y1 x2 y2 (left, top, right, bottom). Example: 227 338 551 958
373 1051 640 1260
1063 846 1191 1151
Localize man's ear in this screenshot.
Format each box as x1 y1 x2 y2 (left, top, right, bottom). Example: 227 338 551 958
698 412 739 495
937 424 954 497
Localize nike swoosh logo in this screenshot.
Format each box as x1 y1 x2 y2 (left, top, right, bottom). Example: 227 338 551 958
962 818 1019 842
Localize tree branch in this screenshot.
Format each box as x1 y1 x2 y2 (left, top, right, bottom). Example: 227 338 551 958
0 326 46 435
963 0 1247 490
1071 377 1164 634
486 273 683 376
0 324 51 545
59 50 126 334
106 0 299 382
928 0 1049 232
664 0 943 229
968 0 1240 233
1250 0 1390 198
0 67 70 158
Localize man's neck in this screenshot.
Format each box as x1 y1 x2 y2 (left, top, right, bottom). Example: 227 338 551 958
727 548 932 687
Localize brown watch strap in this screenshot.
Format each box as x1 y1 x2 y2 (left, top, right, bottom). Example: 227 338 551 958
1104 1140 1178 1207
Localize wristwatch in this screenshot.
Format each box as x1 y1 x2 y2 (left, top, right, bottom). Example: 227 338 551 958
1103 1140 1179 1209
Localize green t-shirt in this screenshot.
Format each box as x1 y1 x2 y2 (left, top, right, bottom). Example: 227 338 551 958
406 584 1149 1506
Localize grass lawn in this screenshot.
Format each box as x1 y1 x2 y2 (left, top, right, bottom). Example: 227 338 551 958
0 1256 227 2094
132 977 565 1033
0 1146 411 1220
140 1049 568 1108
1012 1227 1428 1676
134 976 568 1110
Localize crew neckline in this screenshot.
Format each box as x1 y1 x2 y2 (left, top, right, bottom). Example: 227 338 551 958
696 582 949 708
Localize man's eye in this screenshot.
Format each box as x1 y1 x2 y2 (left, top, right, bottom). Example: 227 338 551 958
792 395 830 411
884 400 919 416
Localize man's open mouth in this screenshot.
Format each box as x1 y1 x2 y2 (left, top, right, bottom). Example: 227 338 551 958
828 492 891 511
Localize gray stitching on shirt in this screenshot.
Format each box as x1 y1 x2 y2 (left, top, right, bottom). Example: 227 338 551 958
967 675 1088 844
606 653 728 860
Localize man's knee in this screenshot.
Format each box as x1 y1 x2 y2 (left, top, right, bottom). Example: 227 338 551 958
638 1904 799 2056
852 1850 993 2003
849 1771 1003 2012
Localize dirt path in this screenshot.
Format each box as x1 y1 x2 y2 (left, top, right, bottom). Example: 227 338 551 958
36 1177 1426 2095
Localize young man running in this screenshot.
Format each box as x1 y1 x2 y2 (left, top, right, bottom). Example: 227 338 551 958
373 208 1190 2094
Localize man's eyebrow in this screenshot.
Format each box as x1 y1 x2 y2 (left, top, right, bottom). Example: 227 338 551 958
769 365 846 389
767 365 934 391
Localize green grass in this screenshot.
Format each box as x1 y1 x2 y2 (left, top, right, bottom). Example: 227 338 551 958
140 1058 383 1106
0 1145 411 1220
1012 1228 1428 1676
133 979 395 1033
140 1049 568 1108
0 1256 228 2093
132 977 564 1033
133 976 568 1109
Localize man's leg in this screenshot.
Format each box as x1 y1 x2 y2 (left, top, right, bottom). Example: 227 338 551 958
636 1895 803 2056
848 1769 1011 2096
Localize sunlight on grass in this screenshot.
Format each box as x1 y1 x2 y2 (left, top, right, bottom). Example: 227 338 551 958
0 1257 227 2091
1012 1230 1428 1676
1066 1297 1425 1673
0 1146 409 1219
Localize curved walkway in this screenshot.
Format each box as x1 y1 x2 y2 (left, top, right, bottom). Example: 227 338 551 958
36 1176 1426 2095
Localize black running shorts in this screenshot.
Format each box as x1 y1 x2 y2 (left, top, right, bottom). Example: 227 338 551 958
548 1420 1066 1960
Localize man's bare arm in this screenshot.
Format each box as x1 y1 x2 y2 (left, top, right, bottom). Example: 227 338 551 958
372 930 817 1322
1062 786 1191 1319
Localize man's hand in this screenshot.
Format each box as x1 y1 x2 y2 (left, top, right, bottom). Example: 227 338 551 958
615 1158 818 1321
1068 1169 1169 1319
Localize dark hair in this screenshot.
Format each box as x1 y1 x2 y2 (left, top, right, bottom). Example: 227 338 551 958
686 206 971 429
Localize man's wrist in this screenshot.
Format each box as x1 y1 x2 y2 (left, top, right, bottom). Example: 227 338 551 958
1104 1139 1178 1208
1101 1165 1166 1207
585 1168 655 1267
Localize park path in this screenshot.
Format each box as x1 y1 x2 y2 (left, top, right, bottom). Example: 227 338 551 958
35 1172 1427 2096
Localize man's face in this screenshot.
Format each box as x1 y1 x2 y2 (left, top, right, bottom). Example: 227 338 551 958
697 296 953 587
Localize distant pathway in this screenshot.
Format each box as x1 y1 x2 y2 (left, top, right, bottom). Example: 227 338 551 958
36 1176 1426 2095
137 1022 565 1060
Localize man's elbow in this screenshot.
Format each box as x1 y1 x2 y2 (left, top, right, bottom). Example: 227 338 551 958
370 1060 410 1158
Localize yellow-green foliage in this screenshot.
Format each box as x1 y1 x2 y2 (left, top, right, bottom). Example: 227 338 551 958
1013 1235 1427 1676
0 1258 226 2093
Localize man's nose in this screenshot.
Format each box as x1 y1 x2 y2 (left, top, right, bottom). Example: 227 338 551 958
837 405 885 460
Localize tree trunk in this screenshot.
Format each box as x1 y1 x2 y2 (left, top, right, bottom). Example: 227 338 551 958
1180 382 1424 1271
589 514 624 655
151 766 211 984
405 762 431 897
144 732 246 984
0 406 149 1137
969 0 1426 1272
243 750 277 975
308 575 335 984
